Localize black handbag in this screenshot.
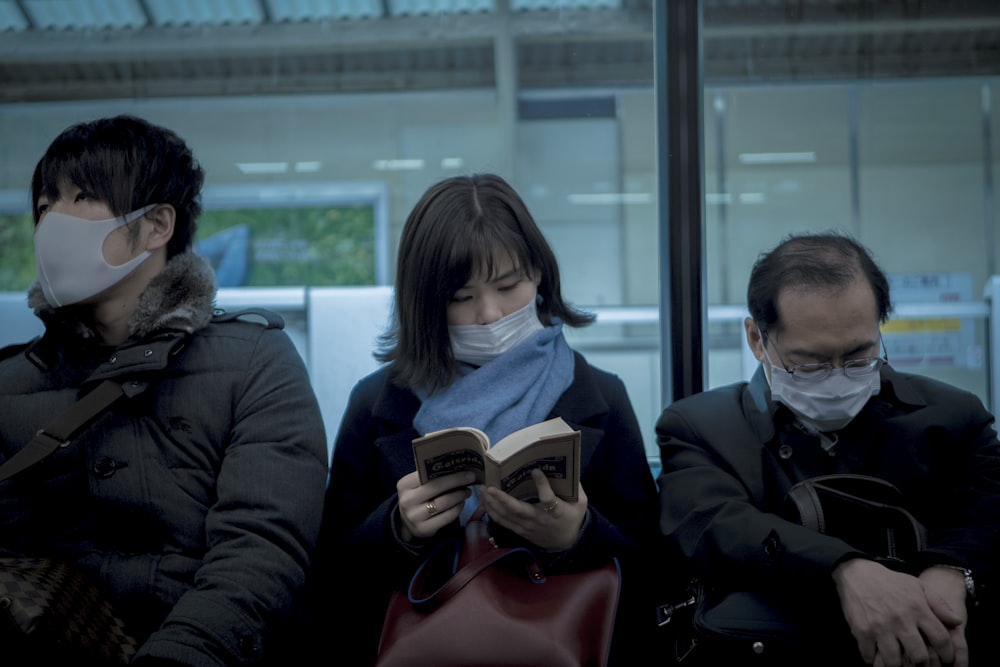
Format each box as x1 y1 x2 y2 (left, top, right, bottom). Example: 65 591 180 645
659 474 927 663
0 380 140 664
783 473 927 566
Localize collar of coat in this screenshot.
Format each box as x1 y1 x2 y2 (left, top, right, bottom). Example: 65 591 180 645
27 251 216 342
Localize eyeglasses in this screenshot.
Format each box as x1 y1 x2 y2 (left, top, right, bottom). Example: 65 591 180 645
762 331 888 382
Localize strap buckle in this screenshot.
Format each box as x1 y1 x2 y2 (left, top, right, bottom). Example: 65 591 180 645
34 429 71 449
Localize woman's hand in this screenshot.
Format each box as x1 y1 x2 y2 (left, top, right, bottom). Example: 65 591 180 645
396 470 474 542
479 469 588 550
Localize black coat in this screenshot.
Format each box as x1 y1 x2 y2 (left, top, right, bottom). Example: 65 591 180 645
311 351 664 665
657 364 1000 663
0 254 329 666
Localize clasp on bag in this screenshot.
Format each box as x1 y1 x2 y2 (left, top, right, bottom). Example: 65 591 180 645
656 595 696 627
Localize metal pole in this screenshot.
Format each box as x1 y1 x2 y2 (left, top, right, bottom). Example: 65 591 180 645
656 0 706 405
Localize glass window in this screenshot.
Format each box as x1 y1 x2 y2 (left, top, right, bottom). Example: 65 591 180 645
0 1 659 456
701 2 999 413
0 211 34 291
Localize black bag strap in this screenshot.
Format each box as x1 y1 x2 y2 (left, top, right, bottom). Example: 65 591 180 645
0 379 127 483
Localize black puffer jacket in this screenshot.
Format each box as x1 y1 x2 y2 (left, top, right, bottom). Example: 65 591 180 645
0 253 329 666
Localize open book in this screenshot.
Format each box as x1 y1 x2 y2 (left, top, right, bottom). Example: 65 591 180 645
412 417 581 502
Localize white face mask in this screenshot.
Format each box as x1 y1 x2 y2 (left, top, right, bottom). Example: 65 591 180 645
34 205 155 308
449 299 544 365
764 347 881 433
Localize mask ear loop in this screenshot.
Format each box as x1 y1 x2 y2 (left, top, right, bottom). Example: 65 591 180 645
114 204 161 263
122 203 159 225
756 326 778 386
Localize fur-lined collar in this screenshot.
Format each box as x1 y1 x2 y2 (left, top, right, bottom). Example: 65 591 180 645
27 252 217 341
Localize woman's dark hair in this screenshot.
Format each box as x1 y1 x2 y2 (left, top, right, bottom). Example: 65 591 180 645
31 114 205 258
378 173 594 392
747 231 893 334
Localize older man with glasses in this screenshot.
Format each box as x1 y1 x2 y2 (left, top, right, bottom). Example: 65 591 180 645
656 232 1000 667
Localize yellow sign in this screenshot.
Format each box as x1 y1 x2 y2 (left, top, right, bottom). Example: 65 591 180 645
882 318 961 334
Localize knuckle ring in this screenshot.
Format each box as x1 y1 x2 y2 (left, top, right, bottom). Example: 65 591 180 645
425 499 437 516
543 500 559 512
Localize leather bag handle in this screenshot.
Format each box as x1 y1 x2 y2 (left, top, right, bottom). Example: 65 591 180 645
784 473 928 558
786 480 826 533
407 522 545 612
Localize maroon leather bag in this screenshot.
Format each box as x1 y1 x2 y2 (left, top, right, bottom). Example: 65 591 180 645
376 519 621 667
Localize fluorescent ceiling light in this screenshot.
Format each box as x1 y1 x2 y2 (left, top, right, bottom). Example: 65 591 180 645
293 161 323 173
706 192 768 205
441 157 464 169
568 193 652 205
236 162 289 174
373 159 425 171
738 152 816 165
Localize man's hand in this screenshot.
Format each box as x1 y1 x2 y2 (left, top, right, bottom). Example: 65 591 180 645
833 558 962 667
919 566 970 667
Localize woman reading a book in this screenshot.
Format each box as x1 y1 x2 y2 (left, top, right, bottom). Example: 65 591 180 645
311 173 663 664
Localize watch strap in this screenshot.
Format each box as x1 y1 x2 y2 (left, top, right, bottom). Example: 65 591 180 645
933 564 976 602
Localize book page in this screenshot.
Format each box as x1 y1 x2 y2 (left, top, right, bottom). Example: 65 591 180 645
491 431 580 502
489 417 576 459
412 427 489 486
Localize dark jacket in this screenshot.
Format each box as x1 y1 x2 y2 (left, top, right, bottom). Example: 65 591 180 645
311 352 663 665
657 365 1000 660
0 253 329 667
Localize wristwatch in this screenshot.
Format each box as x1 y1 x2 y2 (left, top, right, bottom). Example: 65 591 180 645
935 564 976 603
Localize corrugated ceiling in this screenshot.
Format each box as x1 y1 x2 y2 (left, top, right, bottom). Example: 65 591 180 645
0 0 998 103
1 0 622 30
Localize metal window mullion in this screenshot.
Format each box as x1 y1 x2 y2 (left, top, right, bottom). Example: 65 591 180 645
657 0 706 406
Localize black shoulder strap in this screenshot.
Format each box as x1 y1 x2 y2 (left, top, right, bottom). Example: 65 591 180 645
0 340 33 364
0 379 127 483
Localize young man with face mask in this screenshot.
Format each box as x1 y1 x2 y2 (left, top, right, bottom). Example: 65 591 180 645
0 115 329 666
656 233 1000 667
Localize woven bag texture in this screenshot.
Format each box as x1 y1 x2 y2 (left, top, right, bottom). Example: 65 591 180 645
0 557 138 664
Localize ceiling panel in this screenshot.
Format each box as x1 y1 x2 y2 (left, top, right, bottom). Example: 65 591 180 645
0 1 28 32
265 0 384 21
144 0 265 27
390 0 494 15
18 0 147 30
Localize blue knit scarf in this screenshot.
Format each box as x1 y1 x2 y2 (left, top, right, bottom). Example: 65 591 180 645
414 322 575 522
414 321 575 445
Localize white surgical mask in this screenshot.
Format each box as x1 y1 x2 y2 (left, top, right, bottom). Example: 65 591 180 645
34 205 155 308
764 347 881 433
449 299 544 365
